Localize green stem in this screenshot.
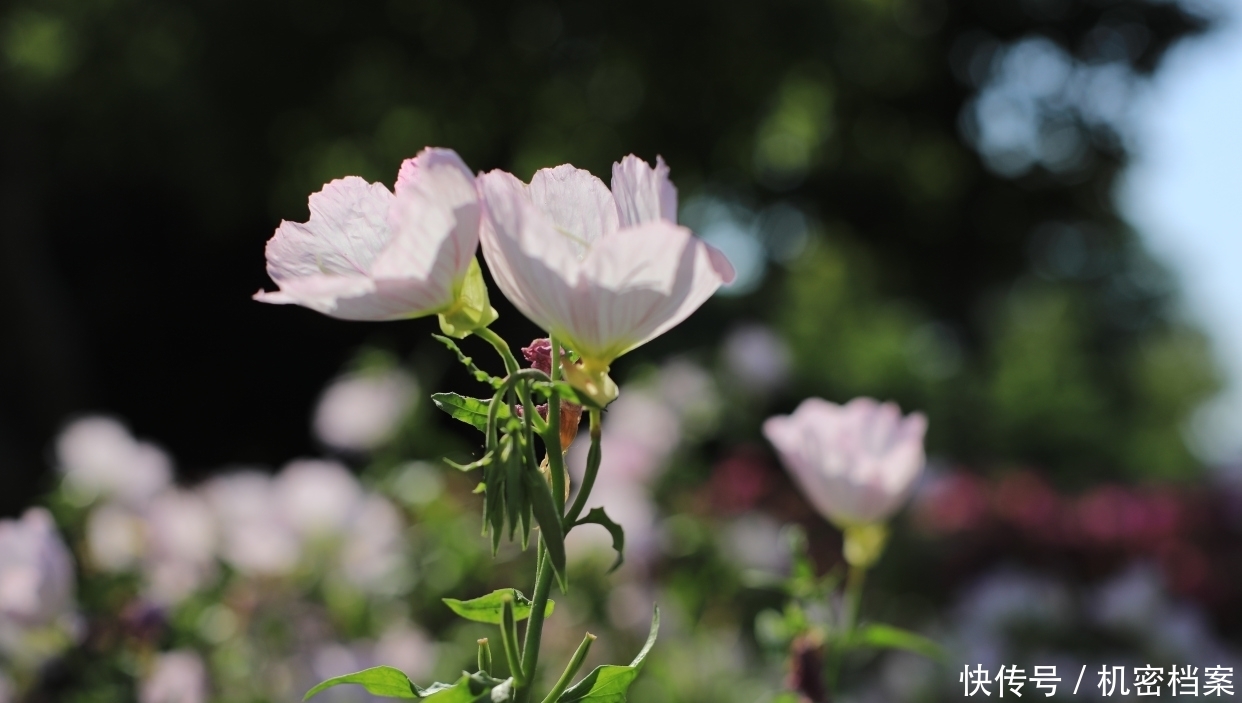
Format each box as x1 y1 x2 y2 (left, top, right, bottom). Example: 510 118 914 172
519 544 554 702
827 563 867 693
539 633 596 703
563 409 602 527
476 327 519 377
500 596 527 688
545 336 566 513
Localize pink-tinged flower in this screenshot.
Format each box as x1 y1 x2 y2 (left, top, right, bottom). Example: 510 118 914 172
255 148 497 336
55 416 171 506
478 155 735 404
763 397 927 527
0 509 76 628
139 650 208 703
312 368 418 452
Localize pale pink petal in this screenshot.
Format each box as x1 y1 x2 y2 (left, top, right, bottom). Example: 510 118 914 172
611 155 679 227
373 148 480 305
529 165 619 254
567 222 734 359
478 169 580 336
764 397 926 525
257 149 487 321
263 177 393 283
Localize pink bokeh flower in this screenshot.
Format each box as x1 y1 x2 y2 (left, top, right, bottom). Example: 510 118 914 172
763 397 927 526
477 155 734 404
255 148 496 335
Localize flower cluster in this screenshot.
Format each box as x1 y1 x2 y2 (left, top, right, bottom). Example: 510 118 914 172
257 149 735 405
23 414 432 703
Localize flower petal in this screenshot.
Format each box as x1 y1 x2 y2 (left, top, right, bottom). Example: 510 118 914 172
611 155 678 227
374 147 480 300
764 397 926 525
262 177 393 283
478 169 581 337
566 222 734 360
529 164 619 255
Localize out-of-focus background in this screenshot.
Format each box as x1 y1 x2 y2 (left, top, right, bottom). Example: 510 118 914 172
1 0 1240 700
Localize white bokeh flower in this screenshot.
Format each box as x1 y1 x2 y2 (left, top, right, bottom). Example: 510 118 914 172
313 368 418 452
139 650 208 703
55 416 171 505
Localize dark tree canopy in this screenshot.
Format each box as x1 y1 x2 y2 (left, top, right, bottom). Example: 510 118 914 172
0 0 1217 515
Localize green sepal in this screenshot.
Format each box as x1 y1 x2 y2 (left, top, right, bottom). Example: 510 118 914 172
524 467 568 592
556 607 659 703
436 258 500 339
851 623 946 662
442 588 555 625
483 440 507 553
432 334 503 389
504 428 526 540
433 393 509 433
576 507 625 573
303 666 420 700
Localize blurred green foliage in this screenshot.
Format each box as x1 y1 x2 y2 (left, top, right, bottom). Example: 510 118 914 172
0 0 1218 505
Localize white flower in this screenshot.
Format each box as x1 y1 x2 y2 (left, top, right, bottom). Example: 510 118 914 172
256 148 496 335
55 416 171 505
338 495 408 595
313 368 418 452
478 155 734 404
85 504 145 572
142 490 218 605
140 650 208 703
203 471 301 577
374 624 438 681
274 459 364 538
0 509 76 627
763 397 927 526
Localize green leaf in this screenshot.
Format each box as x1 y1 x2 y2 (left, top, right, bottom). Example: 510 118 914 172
432 335 504 389
576 508 625 573
557 607 659 703
524 467 568 592
433 393 509 433
422 673 513 703
852 623 946 662
303 666 419 700
443 589 555 625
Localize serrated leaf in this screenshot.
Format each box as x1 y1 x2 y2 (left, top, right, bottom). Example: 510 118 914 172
524 468 567 592
303 666 419 700
433 393 509 434
852 623 946 662
576 508 625 573
557 607 659 703
433 335 504 389
442 589 555 625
